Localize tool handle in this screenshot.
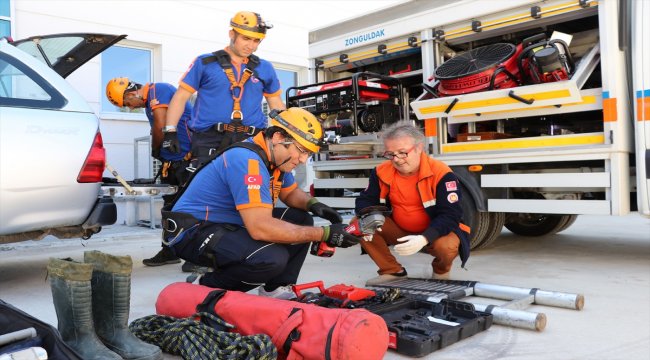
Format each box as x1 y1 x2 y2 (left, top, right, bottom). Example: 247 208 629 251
0 327 37 346
292 281 326 298
105 163 135 194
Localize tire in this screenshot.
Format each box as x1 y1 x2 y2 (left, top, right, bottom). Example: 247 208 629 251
458 182 490 249
473 212 505 250
505 213 573 237
555 214 578 233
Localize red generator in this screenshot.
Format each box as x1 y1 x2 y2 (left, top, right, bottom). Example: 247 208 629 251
286 72 403 136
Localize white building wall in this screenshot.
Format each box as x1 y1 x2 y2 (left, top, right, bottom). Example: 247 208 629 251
12 0 309 179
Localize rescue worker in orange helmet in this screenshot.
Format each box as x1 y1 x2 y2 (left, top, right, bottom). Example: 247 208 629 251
165 108 360 299
355 120 471 285
105 77 197 270
161 11 286 169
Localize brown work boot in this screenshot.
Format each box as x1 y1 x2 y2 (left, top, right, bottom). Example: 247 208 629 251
365 269 408 286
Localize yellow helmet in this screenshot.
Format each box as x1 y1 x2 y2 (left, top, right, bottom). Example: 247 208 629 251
105 77 136 107
270 108 323 153
230 11 272 39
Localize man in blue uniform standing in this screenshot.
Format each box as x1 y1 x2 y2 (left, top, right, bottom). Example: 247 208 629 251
163 108 361 299
106 78 194 267
161 10 286 168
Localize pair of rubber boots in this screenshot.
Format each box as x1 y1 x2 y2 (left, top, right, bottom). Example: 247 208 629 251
47 251 162 360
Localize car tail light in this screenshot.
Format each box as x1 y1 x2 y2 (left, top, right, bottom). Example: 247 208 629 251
77 132 106 183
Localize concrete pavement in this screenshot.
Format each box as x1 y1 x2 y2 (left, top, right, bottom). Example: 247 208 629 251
1 213 648 359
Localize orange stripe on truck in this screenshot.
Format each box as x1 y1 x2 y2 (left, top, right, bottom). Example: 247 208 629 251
424 118 437 137
602 98 617 122
638 97 650 121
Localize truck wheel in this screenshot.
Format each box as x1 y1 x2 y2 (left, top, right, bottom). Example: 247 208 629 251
504 213 573 236
555 214 578 233
473 212 505 249
468 212 492 249
458 182 489 249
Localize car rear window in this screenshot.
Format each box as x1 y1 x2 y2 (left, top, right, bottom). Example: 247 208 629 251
0 52 66 109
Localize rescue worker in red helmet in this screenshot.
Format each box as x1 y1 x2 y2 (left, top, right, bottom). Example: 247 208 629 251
165 108 360 299
161 11 285 169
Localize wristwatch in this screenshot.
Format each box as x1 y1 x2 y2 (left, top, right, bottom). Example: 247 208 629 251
162 125 177 133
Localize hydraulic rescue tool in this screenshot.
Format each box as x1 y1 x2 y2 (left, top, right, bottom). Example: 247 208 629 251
311 206 389 257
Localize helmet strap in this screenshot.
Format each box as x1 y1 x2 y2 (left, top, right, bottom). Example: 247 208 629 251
268 137 291 169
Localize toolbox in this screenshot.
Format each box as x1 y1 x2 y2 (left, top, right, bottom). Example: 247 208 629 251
292 281 493 357
366 298 493 357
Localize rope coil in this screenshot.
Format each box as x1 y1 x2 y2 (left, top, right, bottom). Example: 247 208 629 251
129 312 278 360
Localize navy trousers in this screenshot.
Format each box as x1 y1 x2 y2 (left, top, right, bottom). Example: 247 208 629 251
173 207 313 292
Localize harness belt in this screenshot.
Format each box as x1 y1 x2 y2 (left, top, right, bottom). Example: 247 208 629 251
161 153 192 178
190 126 265 159
202 50 261 121
161 210 200 246
215 121 258 135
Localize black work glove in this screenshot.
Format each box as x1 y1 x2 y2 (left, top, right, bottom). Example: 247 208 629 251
162 131 180 154
151 147 162 161
308 199 342 224
321 223 361 248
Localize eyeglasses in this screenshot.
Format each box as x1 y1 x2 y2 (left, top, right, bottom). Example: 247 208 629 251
382 145 416 160
281 141 313 157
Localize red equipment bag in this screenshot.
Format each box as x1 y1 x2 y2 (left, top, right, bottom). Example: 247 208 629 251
155 282 388 360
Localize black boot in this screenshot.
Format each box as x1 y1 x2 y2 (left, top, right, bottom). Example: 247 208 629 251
142 246 180 266
47 258 121 360
85 251 163 360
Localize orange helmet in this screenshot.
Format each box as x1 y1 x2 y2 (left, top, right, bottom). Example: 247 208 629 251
106 77 137 107
270 108 323 153
230 11 272 39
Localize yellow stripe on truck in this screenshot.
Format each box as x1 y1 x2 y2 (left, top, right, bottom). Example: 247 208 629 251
445 0 598 40
451 94 598 119
442 133 605 153
419 89 572 115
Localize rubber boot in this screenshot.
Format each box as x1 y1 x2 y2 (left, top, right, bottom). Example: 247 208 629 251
47 258 122 360
84 250 163 360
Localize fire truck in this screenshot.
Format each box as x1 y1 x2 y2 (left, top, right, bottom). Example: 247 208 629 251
288 0 649 249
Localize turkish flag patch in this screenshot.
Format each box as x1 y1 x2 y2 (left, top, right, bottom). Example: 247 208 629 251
245 174 262 185
445 181 458 191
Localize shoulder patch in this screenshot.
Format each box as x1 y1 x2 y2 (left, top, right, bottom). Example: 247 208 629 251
447 192 459 203
245 174 262 185
445 181 457 192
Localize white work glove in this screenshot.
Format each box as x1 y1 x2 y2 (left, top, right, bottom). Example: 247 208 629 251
394 235 428 256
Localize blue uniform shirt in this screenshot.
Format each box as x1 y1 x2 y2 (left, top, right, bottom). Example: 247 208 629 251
144 83 192 161
179 49 282 132
173 133 297 225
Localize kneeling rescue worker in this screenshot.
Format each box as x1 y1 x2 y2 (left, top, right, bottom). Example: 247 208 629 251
356 120 471 286
163 108 361 299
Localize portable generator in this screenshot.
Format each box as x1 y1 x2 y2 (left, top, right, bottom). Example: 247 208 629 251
286 72 403 138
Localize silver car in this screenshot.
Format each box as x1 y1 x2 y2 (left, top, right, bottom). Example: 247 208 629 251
0 34 124 244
